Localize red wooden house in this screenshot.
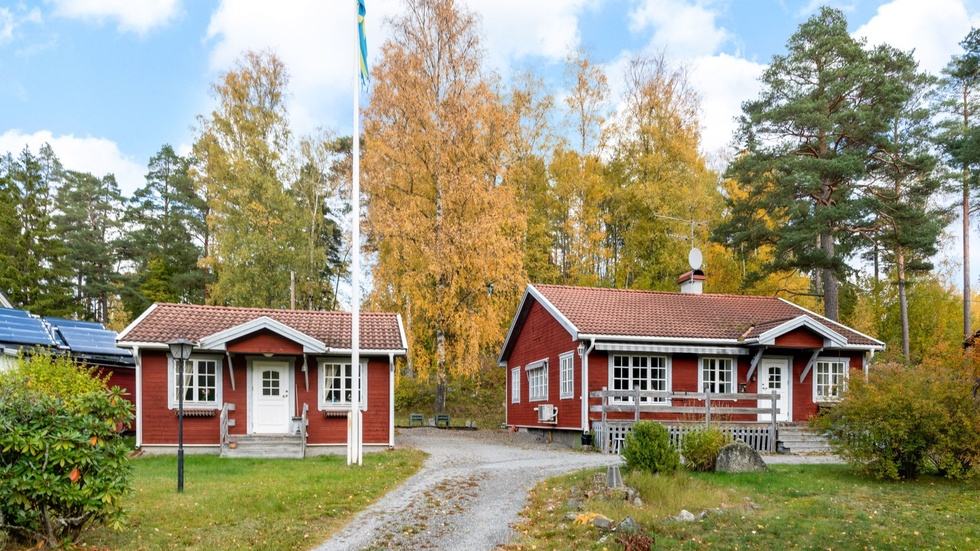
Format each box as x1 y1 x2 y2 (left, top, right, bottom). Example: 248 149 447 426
498 282 884 449
116 303 407 457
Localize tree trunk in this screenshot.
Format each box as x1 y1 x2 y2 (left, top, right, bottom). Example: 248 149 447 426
433 327 446 414
965 166 972 339
897 246 910 361
820 231 838 321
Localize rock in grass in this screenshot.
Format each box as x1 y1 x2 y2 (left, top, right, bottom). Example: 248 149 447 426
715 441 768 473
616 515 639 533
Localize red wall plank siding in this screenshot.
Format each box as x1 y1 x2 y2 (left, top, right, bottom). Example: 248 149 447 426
227 330 304 355
140 351 391 446
304 358 391 445
774 329 824 349
505 300 581 429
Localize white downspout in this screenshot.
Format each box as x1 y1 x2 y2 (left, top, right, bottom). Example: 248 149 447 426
580 339 596 431
389 353 395 448
133 346 142 448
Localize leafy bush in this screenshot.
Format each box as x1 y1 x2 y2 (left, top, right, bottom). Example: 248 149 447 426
812 362 980 480
0 353 134 548
682 426 730 472
622 421 680 474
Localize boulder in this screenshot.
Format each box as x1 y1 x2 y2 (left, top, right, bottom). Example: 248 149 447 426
616 515 639 533
715 441 767 473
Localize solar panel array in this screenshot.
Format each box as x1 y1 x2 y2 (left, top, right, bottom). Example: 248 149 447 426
0 307 58 347
53 324 124 356
0 308 131 363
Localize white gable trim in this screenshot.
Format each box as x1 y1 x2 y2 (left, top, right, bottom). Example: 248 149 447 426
497 285 579 365
776 298 885 349
115 303 160 344
198 316 327 353
755 315 848 348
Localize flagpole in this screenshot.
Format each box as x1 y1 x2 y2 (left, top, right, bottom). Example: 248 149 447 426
349 0 364 467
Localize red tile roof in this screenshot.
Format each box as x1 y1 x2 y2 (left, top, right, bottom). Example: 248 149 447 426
117 303 405 351
531 284 881 347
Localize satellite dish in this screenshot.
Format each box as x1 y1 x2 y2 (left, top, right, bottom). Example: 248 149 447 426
688 247 703 271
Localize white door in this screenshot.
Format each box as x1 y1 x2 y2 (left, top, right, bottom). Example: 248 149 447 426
252 361 291 434
758 358 791 422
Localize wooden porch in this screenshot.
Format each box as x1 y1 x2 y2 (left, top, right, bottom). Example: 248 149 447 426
588 388 806 454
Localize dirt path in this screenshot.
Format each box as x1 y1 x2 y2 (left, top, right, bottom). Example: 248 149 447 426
313 428 621 551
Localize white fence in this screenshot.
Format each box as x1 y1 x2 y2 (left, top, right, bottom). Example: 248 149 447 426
588 388 780 453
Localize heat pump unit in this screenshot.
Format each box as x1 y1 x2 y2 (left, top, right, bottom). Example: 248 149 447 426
536 404 558 424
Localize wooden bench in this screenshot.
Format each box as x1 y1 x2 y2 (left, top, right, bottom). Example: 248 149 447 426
408 413 425 427
434 413 451 427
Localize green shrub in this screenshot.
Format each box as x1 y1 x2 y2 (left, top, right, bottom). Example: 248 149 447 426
0 353 134 548
682 426 730 472
622 421 680 474
812 362 980 480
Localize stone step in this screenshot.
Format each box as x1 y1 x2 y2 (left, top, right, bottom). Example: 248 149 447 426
222 434 305 459
776 425 831 453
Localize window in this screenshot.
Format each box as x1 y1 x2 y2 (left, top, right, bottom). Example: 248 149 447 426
814 359 848 402
611 355 668 403
261 369 281 396
169 356 220 408
701 357 734 394
559 353 575 399
319 360 367 409
511 367 520 403
526 360 548 401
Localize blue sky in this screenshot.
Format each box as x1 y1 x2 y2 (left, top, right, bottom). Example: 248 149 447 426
2 0 980 282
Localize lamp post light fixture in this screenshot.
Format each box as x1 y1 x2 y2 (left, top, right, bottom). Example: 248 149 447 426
167 338 196 493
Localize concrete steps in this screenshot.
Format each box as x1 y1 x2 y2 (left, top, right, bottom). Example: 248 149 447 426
221 434 304 459
777 423 832 454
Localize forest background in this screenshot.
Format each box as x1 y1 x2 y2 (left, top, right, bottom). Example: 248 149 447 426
2 0 978 412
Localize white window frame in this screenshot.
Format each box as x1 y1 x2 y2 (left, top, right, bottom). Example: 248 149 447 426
559 352 575 399
699 356 736 394
813 358 849 403
526 359 548 402
608 354 670 404
318 358 368 411
168 355 222 409
511 366 521 404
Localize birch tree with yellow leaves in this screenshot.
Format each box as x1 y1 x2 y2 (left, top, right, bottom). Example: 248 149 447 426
363 0 525 412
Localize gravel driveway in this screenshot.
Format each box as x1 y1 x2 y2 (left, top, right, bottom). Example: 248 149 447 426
314 428 622 551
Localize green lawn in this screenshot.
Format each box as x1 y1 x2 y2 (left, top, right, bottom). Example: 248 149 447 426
73 449 424 550
505 464 980 550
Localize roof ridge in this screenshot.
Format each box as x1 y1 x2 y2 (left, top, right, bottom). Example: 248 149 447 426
153 303 394 316
532 283 784 301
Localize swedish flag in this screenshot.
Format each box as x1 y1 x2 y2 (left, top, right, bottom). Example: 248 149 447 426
358 0 369 88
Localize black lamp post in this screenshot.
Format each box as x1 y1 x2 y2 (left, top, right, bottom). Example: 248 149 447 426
167 338 196 493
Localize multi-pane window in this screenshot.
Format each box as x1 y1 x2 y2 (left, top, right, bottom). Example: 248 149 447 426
261 370 281 396
172 358 218 406
814 360 848 402
526 361 548 401
559 353 574 399
511 367 520 403
701 357 734 394
320 361 366 408
611 355 668 403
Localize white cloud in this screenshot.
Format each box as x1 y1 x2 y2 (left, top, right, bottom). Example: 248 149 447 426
473 0 589 71
49 0 180 36
689 53 764 156
0 6 42 44
204 0 400 137
853 0 980 74
0 130 146 196
628 0 730 59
